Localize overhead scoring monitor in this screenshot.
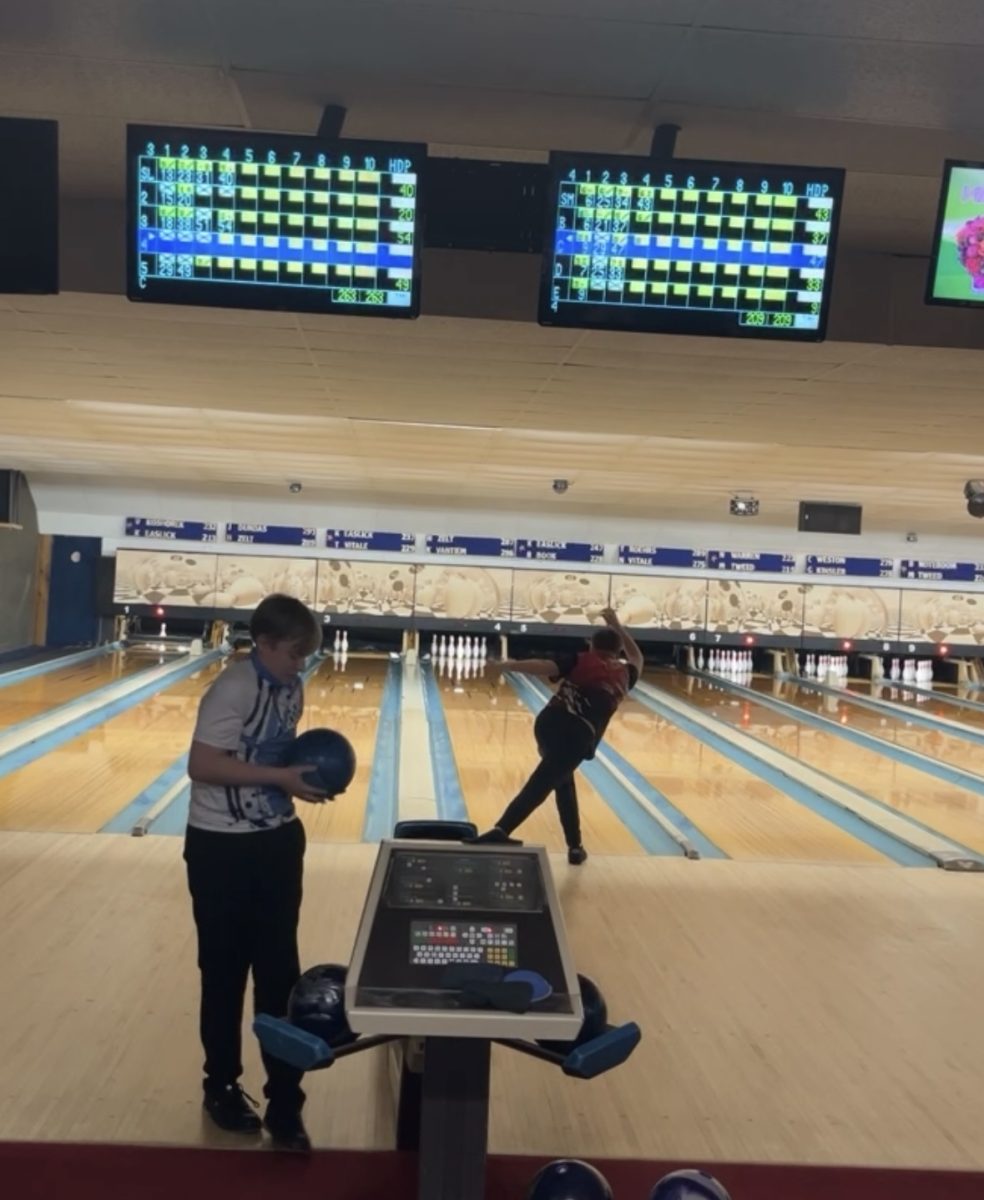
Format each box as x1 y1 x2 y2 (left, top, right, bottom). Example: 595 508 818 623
926 160 984 308
539 151 844 341
0 117 59 295
127 124 425 317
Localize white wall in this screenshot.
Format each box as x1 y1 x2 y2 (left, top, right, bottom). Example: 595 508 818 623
28 474 984 589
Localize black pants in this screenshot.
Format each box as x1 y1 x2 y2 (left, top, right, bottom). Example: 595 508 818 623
495 705 595 848
184 820 306 1110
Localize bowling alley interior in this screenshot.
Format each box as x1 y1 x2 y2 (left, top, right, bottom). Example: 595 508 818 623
3 4 984 1200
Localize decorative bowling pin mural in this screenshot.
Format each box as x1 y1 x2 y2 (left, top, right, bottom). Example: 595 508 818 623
114 549 220 606
610 576 707 630
316 560 415 617
410 565 512 621
510 570 610 625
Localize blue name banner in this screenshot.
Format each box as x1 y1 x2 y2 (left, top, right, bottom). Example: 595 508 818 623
708 550 796 573
521 540 605 564
806 555 894 578
226 523 316 547
326 530 416 553
425 535 517 558
900 559 984 583
125 517 218 543
617 546 707 568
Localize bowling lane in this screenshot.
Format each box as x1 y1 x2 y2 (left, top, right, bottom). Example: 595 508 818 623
294 656 387 843
0 650 154 726
0 658 229 833
435 666 642 856
655 672 984 854
757 678 984 778
871 684 984 732
605 688 886 864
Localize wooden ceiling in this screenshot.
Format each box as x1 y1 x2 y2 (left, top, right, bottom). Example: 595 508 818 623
3 2 984 537
3 292 984 535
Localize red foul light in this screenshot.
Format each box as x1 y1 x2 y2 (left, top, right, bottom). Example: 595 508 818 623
155 606 165 618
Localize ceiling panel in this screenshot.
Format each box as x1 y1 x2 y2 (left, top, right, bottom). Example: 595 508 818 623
2 294 984 535
216 3 687 98
661 31 983 130
697 0 984 44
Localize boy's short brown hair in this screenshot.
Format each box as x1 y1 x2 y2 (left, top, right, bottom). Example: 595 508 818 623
591 627 622 654
249 594 321 655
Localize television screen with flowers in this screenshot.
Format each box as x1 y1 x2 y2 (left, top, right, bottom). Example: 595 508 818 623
926 161 984 307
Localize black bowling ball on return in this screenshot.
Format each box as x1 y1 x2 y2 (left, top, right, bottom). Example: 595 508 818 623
537 974 608 1057
650 1169 732 1199
287 964 357 1050
527 1160 613 1200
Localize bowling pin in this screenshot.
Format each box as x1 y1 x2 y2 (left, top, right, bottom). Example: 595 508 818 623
333 629 340 651
160 622 167 639
903 658 915 683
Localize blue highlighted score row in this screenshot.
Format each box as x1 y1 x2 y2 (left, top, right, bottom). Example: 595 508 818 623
140 229 415 270
554 231 828 272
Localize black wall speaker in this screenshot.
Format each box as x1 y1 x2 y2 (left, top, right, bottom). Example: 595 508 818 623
798 501 862 535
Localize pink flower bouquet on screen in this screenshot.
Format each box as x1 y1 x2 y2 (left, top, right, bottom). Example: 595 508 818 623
956 215 984 291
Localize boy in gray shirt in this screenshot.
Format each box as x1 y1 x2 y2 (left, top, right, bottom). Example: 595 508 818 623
185 593 326 1151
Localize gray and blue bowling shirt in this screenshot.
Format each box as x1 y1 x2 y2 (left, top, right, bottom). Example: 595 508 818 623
189 652 303 833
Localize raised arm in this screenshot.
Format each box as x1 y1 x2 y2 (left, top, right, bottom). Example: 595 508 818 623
600 607 644 673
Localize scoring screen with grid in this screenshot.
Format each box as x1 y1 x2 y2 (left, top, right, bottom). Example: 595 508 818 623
127 125 424 317
539 152 844 341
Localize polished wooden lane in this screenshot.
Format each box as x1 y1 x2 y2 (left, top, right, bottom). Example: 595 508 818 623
764 678 984 777
656 672 984 854
2 832 983 1170
0 650 153 726
605 691 886 864
870 682 984 732
436 667 642 855
0 659 228 833
294 656 387 843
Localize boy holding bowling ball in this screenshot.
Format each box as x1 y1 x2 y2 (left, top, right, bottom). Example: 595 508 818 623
185 593 327 1151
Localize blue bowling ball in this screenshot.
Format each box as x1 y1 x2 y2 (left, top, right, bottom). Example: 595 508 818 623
286 727 356 797
287 964 356 1049
650 1169 732 1200
527 1160 613 1200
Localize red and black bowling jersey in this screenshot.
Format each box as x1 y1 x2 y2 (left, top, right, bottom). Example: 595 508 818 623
546 651 639 753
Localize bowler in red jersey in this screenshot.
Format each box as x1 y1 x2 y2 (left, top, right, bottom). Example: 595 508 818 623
473 607 643 864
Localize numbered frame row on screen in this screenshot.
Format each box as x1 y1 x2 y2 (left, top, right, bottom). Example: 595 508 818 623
126 124 426 318
538 152 845 342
